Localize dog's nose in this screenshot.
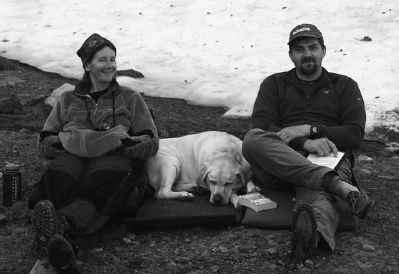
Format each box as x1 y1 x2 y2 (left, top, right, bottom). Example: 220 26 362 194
213 194 223 204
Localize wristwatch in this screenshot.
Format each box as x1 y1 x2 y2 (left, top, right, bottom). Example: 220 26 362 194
310 124 318 138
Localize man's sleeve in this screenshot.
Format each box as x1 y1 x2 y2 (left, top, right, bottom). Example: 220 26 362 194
315 78 366 149
251 76 282 133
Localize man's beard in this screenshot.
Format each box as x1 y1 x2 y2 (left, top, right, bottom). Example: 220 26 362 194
298 57 318 75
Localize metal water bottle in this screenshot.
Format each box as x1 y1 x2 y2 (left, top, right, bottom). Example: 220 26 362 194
2 163 22 207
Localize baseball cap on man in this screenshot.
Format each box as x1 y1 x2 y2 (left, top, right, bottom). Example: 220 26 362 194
288 24 323 44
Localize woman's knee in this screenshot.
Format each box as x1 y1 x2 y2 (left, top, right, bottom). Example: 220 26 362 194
47 153 86 181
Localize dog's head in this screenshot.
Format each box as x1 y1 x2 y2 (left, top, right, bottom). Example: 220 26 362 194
196 155 246 205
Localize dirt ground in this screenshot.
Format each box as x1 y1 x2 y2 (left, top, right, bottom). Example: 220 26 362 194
0 60 398 274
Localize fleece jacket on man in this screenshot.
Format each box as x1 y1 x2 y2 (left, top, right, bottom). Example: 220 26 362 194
251 68 366 151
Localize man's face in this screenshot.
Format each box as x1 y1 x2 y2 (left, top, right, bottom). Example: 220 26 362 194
289 38 326 78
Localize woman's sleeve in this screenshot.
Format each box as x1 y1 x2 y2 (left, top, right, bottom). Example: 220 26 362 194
123 92 159 159
37 100 65 159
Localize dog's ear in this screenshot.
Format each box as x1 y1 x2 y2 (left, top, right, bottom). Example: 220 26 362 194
235 166 247 190
196 163 209 189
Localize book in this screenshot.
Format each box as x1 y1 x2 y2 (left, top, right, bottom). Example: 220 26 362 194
238 193 277 212
307 151 346 170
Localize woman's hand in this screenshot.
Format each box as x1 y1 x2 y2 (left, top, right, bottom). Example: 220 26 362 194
121 135 151 147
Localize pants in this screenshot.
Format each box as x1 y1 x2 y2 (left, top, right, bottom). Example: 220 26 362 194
37 152 143 236
242 129 353 250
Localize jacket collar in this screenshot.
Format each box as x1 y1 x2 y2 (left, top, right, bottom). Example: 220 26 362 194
282 67 335 91
74 79 120 99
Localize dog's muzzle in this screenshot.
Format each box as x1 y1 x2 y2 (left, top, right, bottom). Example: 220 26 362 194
211 193 225 205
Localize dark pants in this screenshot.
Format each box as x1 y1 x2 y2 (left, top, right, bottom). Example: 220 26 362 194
242 129 353 250
36 152 143 236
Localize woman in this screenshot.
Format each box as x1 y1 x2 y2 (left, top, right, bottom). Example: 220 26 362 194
30 33 159 272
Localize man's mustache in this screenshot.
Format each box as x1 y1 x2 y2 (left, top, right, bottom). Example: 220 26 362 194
301 57 315 64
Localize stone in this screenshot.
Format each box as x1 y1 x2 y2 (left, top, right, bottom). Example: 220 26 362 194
0 213 7 225
118 69 144 78
44 83 75 107
0 56 16 71
29 259 58 274
0 93 23 113
0 75 25 88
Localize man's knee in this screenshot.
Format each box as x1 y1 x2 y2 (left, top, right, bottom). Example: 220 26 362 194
243 129 263 155
243 129 278 158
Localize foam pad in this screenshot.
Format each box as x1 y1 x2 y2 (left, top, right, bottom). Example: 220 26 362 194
125 194 242 230
125 189 358 231
241 187 358 232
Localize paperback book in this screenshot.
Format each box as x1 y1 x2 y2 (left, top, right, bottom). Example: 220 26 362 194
307 150 346 170
238 193 277 212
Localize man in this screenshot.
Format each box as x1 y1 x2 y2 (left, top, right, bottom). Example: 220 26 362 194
242 24 374 267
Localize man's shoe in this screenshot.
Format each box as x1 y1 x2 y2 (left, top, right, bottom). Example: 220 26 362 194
347 191 374 219
47 234 80 273
31 200 69 250
291 203 318 262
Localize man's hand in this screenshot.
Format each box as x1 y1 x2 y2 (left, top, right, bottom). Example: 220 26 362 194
277 125 311 144
303 138 338 157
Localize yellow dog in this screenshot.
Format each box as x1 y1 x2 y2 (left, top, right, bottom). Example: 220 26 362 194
146 131 259 207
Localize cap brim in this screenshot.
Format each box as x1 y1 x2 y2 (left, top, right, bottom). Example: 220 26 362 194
288 34 322 44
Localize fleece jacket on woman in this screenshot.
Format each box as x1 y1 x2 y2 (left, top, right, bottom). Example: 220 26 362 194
38 79 159 160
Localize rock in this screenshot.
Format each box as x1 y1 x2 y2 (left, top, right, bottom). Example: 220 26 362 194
29 259 58 274
357 155 373 161
118 69 144 78
0 93 23 113
265 247 277 255
0 213 7 225
122 237 132 244
0 75 25 88
362 244 376 251
360 168 372 175
45 83 75 107
210 265 220 273
219 246 228 253
0 56 16 71
200 250 211 260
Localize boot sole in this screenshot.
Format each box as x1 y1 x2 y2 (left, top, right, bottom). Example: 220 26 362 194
47 234 78 271
31 200 58 243
291 203 318 261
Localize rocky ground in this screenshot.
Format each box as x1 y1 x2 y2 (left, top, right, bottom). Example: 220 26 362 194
0 58 398 274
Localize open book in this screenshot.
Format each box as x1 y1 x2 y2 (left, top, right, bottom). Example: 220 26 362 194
238 193 277 212
307 151 346 170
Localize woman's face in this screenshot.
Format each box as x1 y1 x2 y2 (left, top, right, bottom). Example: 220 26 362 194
85 46 117 89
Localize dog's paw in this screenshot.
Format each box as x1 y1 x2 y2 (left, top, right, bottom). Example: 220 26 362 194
247 181 261 193
179 192 195 201
248 186 262 193
230 194 240 208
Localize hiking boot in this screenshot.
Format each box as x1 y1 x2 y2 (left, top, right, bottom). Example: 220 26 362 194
31 200 69 251
47 234 81 274
290 203 319 263
347 191 374 219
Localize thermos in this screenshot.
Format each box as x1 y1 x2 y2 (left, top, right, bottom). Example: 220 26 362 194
2 163 22 207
